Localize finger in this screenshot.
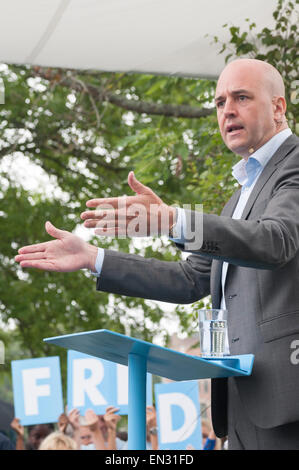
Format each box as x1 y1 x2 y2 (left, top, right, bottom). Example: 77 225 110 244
19 260 56 270
81 210 102 220
18 243 47 254
85 198 120 209
83 208 131 226
80 209 116 221
105 406 115 411
95 224 149 237
45 221 67 240
84 217 127 229
15 252 47 262
83 219 100 228
94 227 127 237
106 407 120 414
81 208 117 221
105 406 120 413
84 204 148 230
128 171 155 196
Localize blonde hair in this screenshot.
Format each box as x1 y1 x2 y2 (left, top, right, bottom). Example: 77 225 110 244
39 431 77 450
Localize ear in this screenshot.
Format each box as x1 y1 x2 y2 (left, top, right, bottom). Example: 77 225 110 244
273 96 287 123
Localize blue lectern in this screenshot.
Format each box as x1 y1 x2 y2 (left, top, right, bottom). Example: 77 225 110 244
44 329 254 450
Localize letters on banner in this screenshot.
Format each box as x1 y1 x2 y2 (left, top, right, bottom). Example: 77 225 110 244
11 354 203 449
67 350 152 415
11 356 64 426
155 380 202 450
11 351 152 425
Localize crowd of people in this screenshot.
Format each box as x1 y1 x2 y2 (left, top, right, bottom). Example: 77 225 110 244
0 405 224 450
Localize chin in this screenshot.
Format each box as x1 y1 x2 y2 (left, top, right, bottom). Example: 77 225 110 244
227 143 249 157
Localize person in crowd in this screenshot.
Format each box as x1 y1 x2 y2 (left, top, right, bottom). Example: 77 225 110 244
98 406 127 450
38 431 77 450
0 431 15 450
79 409 107 450
63 406 126 450
25 423 54 450
59 407 104 450
63 408 81 449
10 420 54 450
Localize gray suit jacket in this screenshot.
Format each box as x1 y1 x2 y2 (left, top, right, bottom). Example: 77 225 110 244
97 133 299 436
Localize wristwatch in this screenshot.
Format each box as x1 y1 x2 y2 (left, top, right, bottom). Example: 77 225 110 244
168 207 178 238
149 427 158 436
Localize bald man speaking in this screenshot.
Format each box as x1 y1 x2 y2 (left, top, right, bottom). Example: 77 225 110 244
16 59 299 449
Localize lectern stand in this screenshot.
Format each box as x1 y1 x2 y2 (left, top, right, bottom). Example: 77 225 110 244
44 329 254 450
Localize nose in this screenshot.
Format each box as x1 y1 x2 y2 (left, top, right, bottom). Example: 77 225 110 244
223 97 237 118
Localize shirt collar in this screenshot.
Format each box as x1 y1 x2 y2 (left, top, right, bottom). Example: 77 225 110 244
232 128 292 187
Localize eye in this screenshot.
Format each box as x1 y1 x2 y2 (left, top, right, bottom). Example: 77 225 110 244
216 100 225 108
239 95 248 102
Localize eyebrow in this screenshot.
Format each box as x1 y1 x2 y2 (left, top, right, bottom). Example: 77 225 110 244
215 89 252 103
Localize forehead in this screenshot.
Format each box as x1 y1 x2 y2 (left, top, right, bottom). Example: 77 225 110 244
80 427 92 436
215 65 262 97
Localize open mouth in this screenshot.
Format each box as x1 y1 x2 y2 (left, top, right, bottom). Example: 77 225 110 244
226 125 244 134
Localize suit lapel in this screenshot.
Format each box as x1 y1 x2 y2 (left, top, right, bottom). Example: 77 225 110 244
221 189 241 217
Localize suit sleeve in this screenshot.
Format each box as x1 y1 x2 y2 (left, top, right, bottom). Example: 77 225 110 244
96 250 211 304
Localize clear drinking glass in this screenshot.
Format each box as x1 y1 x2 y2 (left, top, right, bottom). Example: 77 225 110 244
198 309 229 358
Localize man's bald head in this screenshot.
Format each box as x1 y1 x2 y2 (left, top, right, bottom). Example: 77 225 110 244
218 58 285 99
215 58 288 158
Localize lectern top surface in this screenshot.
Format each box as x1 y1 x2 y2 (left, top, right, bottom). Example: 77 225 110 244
44 329 254 381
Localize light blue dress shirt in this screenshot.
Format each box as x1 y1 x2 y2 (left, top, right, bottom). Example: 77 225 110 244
92 129 292 296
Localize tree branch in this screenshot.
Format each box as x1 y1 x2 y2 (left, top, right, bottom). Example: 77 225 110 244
32 68 215 119
101 91 214 118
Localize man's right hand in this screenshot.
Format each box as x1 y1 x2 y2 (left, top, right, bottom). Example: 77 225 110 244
15 221 98 273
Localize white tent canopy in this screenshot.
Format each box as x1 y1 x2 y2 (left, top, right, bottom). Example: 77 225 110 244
1 0 277 78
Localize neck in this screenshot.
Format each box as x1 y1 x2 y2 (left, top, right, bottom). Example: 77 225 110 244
241 124 289 160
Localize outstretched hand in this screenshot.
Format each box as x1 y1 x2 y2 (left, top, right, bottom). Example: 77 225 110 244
15 221 98 272
85 409 100 433
81 171 176 237
58 413 69 433
68 408 80 431
10 417 24 437
103 406 120 432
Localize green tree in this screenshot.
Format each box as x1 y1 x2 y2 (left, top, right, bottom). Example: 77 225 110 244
214 0 298 130
0 0 298 398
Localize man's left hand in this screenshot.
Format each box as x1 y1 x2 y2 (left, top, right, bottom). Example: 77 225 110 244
81 171 176 237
